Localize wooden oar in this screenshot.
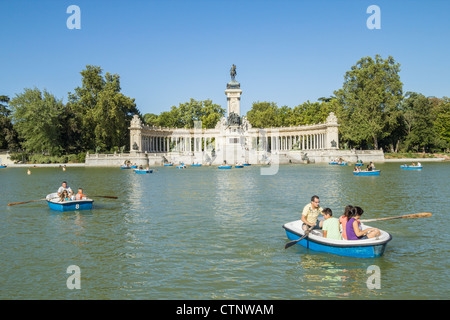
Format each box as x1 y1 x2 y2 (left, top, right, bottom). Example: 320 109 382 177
7 199 46 206
285 225 314 249
360 212 432 223
89 195 118 199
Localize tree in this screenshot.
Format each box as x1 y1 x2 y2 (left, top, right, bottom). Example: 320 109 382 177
67 65 140 152
9 88 65 155
246 102 280 128
0 95 19 150
334 55 403 150
400 92 436 152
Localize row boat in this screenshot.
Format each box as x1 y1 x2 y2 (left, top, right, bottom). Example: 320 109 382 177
353 170 381 176
120 166 131 169
46 193 94 212
0 165 7 168
164 164 173 166
191 164 202 167
400 165 423 170
176 165 186 169
242 163 251 166
235 165 244 168
283 220 392 258
134 169 153 174
355 163 364 166
218 165 232 169
329 162 347 166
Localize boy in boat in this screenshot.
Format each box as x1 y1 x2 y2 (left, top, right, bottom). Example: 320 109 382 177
75 188 87 200
322 208 342 240
57 181 73 197
301 195 324 231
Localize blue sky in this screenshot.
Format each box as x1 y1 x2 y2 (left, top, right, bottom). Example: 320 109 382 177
1 0 449 116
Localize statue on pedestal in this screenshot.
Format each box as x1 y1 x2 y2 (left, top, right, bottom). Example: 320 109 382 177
230 64 237 81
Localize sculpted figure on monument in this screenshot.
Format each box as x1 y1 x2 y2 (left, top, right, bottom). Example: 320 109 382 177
227 112 241 126
230 64 237 81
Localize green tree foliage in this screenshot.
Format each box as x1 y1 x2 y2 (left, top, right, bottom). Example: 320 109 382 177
9 88 65 155
67 66 140 152
143 99 225 129
334 55 403 149
0 95 19 150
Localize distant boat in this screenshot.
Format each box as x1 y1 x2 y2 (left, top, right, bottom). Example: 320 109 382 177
355 163 364 166
235 165 244 168
218 165 232 169
176 165 186 169
283 220 392 258
120 166 131 169
329 162 347 166
353 170 381 176
0 165 7 168
134 169 153 174
130 165 137 168
242 163 251 166
164 164 173 166
400 165 423 170
191 164 202 167
46 193 93 212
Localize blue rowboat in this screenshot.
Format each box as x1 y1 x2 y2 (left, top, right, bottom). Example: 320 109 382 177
176 165 186 169
329 162 347 166
355 163 364 166
235 165 244 168
46 193 93 212
130 165 137 168
164 164 173 166
191 164 202 167
218 165 232 169
283 220 392 258
353 170 381 176
242 163 251 166
134 169 153 174
329 162 338 165
401 165 423 170
120 166 131 169
0 165 7 168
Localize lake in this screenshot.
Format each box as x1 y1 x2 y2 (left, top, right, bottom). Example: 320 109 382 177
0 162 448 299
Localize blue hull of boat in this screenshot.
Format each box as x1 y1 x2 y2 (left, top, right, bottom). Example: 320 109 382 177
0 166 7 168
135 170 153 173
218 166 232 169
401 165 423 170
191 164 202 167
120 166 131 169
235 165 244 168
164 164 173 166
353 170 380 176
284 229 389 258
355 163 363 166
47 200 93 212
242 164 251 166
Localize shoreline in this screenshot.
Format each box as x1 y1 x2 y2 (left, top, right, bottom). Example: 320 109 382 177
3 157 448 168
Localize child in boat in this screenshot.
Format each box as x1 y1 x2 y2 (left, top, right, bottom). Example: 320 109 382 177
346 207 381 240
60 190 71 202
322 208 342 240
75 188 87 200
339 205 353 240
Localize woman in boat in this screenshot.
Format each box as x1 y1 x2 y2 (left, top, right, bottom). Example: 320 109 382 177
346 207 380 240
339 205 353 240
59 190 71 202
353 165 361 172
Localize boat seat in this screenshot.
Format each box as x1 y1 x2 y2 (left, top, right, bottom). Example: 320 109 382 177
311 230 324 237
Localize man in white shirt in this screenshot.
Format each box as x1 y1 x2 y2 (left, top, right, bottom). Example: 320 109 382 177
57 181 73 197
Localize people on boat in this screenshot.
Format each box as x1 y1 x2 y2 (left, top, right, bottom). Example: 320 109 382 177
417 162 422 167
366 164 373 171
301 195 324 231
353 165 361 172
75 188 87 200
346 206 381 240
322 208 342 240
59 190 71 202
57 181 73 197
339 205 354 240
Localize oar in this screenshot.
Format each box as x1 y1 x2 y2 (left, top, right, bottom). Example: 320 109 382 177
89 195 118 199
7 199 46 206
360 212 432 223
285 225 314 249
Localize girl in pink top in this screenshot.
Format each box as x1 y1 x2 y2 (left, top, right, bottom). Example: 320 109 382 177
339 205 353 240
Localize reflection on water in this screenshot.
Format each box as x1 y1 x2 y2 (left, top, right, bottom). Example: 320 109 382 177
0 163 448 299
